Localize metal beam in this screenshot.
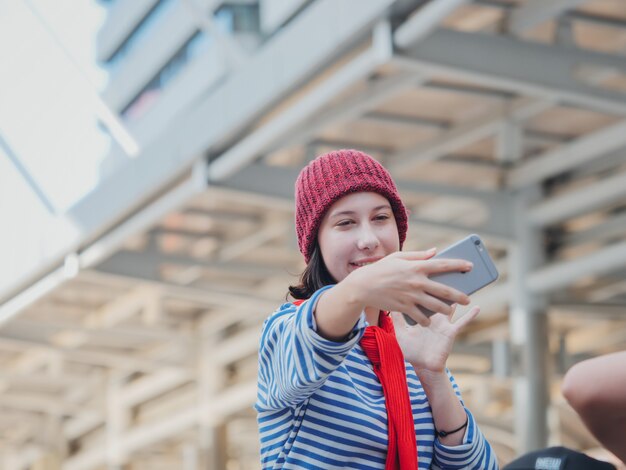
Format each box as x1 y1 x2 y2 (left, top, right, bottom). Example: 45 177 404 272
122 369 192 408
387 97 552 173
528 170 626 226
181 208 262 224
213 326 261 366
266 70 424 157
0 335 174 373
410 215 512 242
220 161 509 206
149 227 221 241
365 106 569 150
82 284 161 329
475 0 626 31
64 412 105 442
4 317 182 344
396 179 511 204
570 148 626 180
225 161 514 244
586 278 626 303
529 239 626 293
508 120 626 189
362 111 448 130
551 302 626 319
217 218 289 262
0 372 85 390
565 321 626 354
508 0 588 36
394 0 469 48
217 162 515 239
567 10 626 30
563 212 626 247
395 28 626 115
96 249 287 281
0 392 93 416
425 81 516 100
78 269 277 313
208 21 396 181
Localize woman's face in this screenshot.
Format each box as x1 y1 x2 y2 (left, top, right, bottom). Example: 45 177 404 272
317 192 400 283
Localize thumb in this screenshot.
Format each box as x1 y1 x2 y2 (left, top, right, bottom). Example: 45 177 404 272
397 248 437 261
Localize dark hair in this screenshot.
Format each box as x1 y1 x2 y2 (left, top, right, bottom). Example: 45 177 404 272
288 243 336 300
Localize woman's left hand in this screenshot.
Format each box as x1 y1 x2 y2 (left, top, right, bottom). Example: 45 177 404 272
390 305 480 373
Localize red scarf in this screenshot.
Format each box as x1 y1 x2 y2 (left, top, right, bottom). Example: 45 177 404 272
294 300 418 469
361 312 418 470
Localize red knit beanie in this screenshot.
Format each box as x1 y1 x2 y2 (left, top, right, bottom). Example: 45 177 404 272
295 149 408 263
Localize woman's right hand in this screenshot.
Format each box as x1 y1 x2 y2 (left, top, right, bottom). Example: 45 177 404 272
345 249 473 326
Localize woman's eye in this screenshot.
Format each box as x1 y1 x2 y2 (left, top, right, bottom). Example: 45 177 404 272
374 214 390 221
337 220 354 227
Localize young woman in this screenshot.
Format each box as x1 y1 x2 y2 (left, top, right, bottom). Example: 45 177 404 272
255 149 498 469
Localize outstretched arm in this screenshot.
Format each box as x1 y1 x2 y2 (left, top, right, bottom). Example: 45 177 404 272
561 351 626 463
256 286 367 411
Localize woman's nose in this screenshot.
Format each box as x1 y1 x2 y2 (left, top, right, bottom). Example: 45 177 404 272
356 226 380 250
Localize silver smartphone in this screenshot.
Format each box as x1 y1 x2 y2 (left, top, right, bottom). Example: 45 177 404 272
403 234 499 325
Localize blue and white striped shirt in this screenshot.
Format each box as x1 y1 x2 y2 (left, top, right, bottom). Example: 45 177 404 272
256 286 498 469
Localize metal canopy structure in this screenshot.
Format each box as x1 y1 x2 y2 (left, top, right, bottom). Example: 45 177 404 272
1 0 625 468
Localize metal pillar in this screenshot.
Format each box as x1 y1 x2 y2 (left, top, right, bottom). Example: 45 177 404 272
509 186 550 453
106 373 129 470
498 119 550 453
197 318 228 470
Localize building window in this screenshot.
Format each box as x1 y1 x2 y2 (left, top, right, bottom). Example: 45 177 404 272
215 3 259 34
120 29 212 121
119 3 259 122
105 0 177 71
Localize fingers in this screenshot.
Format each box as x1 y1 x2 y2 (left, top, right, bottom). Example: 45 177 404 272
420 295 455 316
421 258 473 275
393 304 480 333
396 248 437 261
423 279 471 306
394 308 431 327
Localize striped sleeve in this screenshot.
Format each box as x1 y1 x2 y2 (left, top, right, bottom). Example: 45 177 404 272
255 285 367 411
432 372 499 470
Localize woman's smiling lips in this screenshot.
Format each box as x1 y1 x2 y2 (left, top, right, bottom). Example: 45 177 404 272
349 257 383 268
